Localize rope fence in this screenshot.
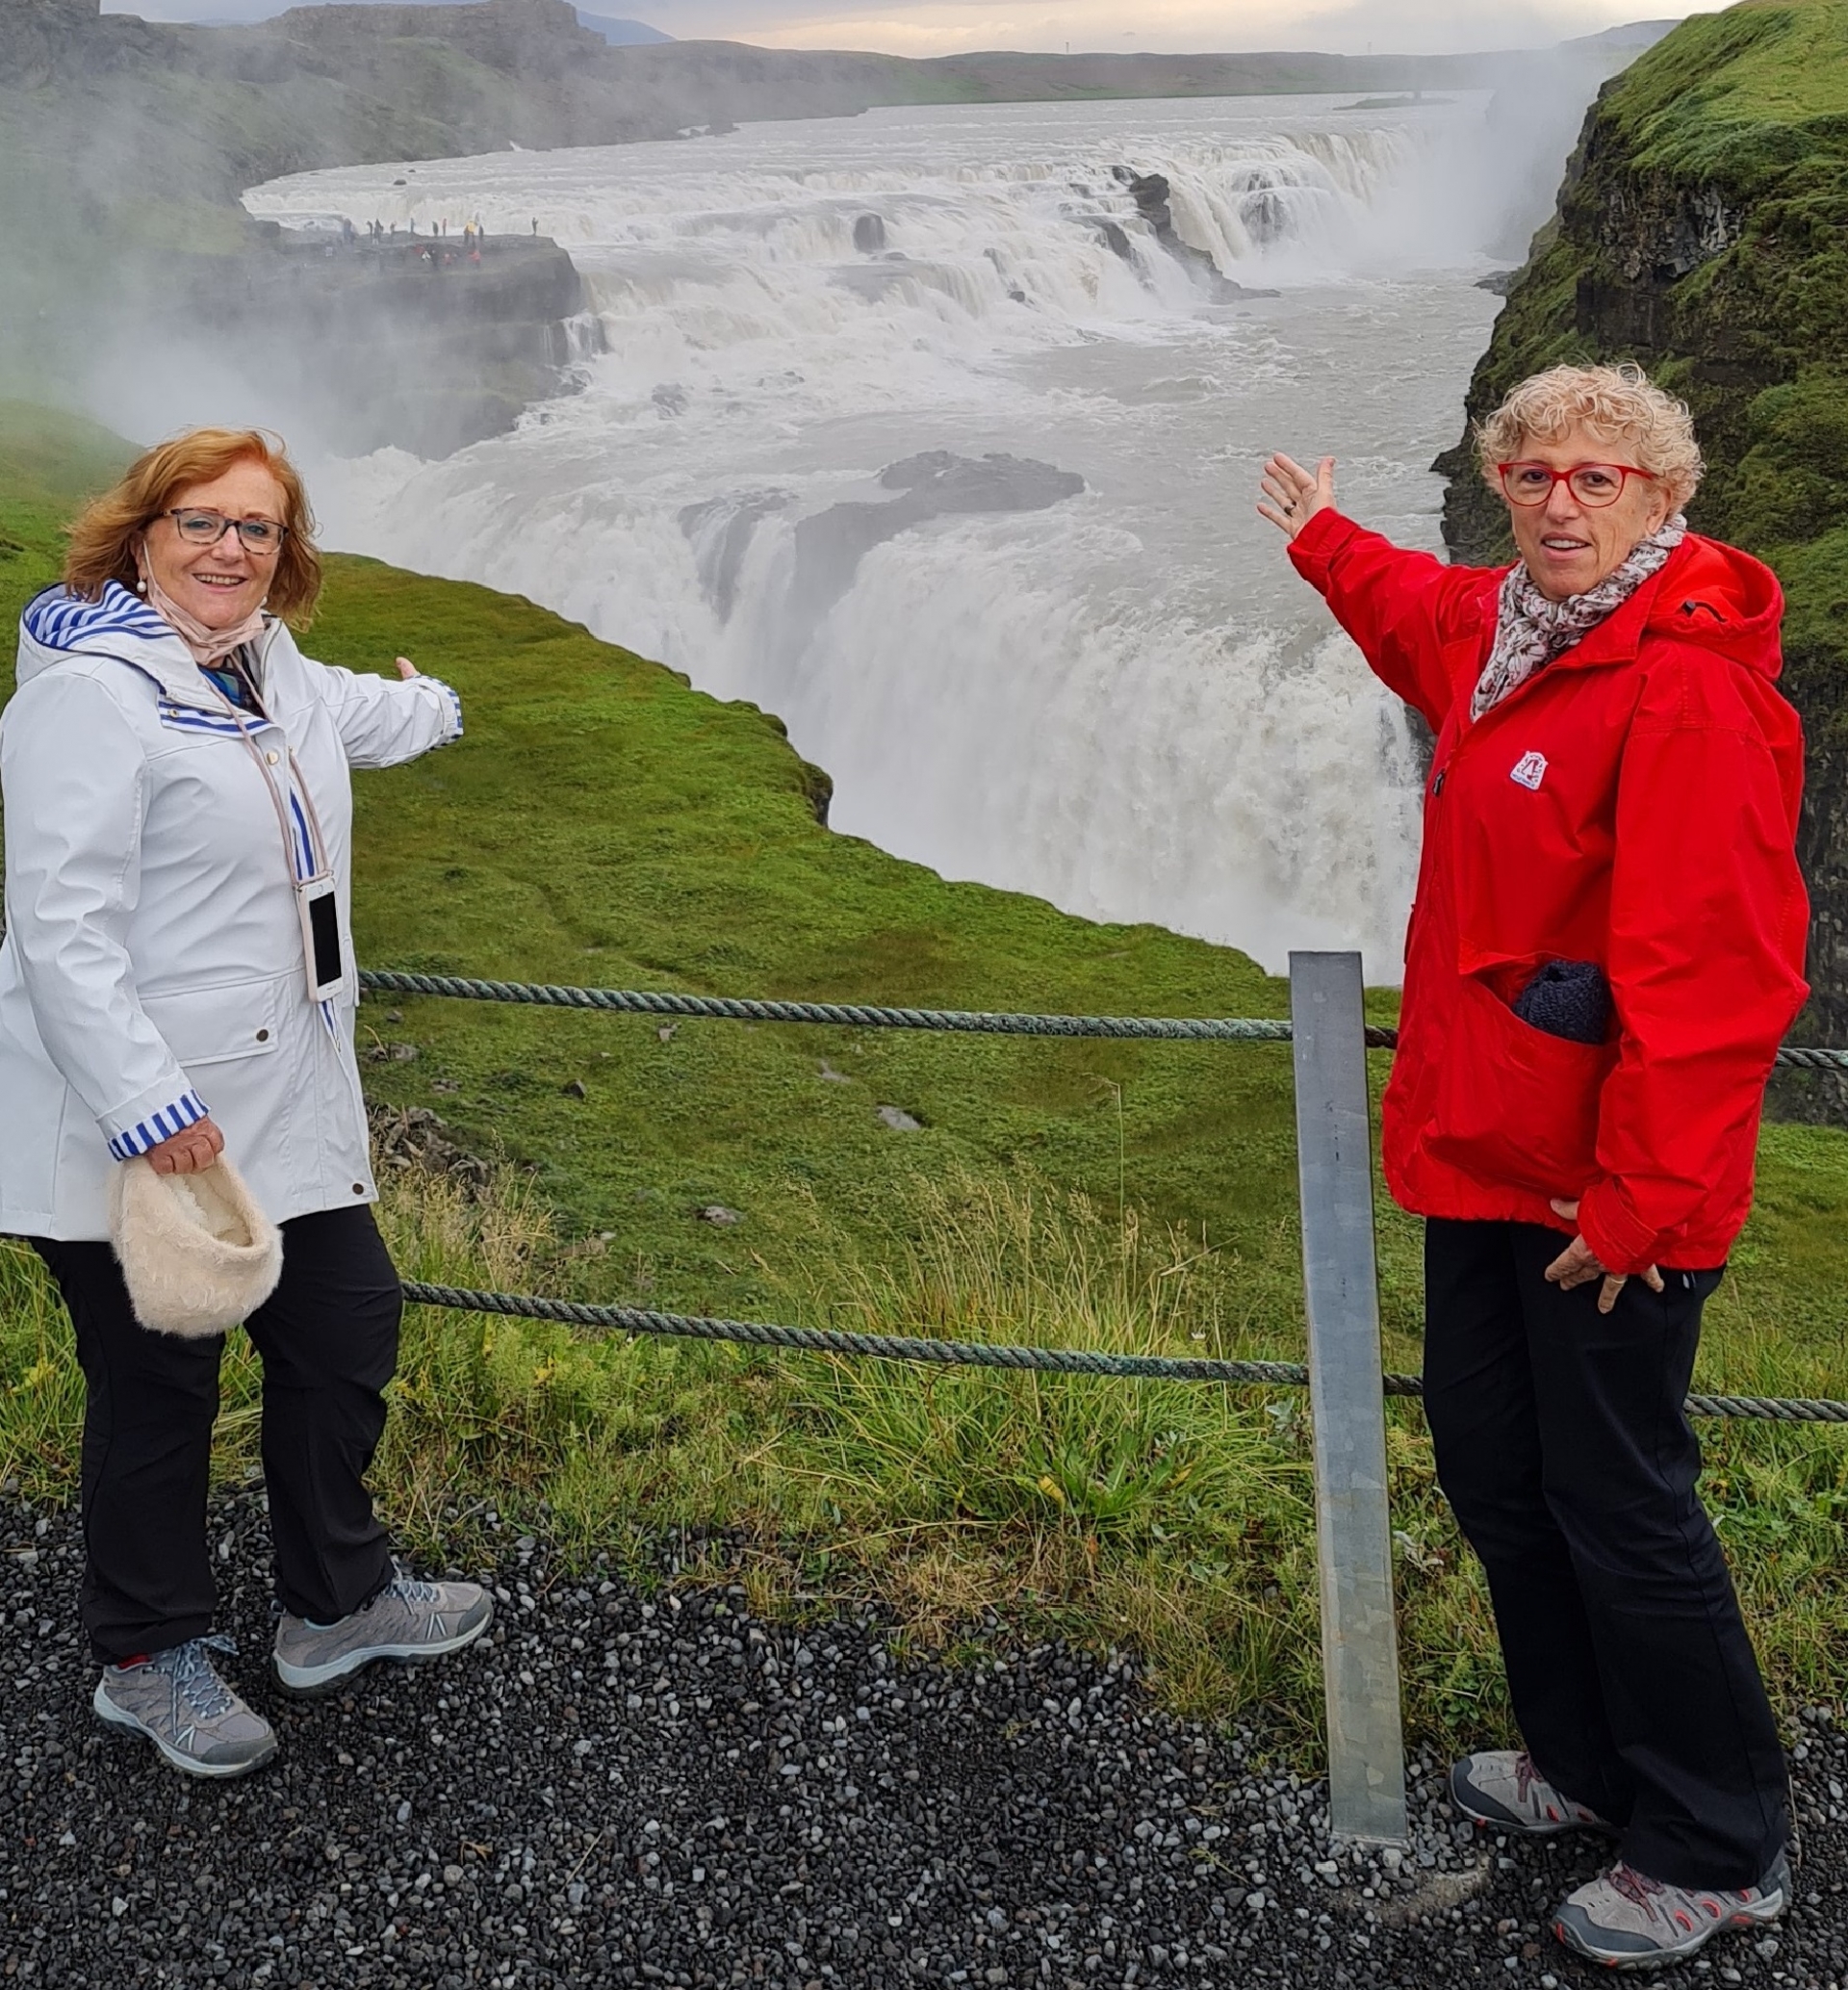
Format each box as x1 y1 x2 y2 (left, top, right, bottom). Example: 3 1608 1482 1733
370 968 1848 1429
359 969 1848 1068
398 1280 1848 1425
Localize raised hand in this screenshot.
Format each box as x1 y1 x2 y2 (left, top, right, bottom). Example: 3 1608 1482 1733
395 656 420 680
1258 453 1338 539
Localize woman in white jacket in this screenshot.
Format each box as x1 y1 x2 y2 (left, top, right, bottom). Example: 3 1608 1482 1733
1 428 492 1778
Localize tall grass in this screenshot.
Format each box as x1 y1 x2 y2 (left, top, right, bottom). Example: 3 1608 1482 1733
4 1161 1847 1753
754 1176 1322 1719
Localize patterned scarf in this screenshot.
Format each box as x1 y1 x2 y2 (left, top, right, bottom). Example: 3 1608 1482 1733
1472 514 1687 720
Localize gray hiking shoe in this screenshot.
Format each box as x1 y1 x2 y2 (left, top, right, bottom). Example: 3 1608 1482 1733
1451 1749 1616 1835
92 1636 277 1779
273 1571 493 1694
1553 1850 1790 1970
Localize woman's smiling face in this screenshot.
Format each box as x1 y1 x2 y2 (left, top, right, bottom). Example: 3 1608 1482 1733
1502 422 1673 601
140 458 288 631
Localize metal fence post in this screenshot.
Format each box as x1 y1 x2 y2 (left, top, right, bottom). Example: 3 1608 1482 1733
1289 950 1407 1847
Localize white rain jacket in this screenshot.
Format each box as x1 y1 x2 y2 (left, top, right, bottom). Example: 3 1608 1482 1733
0 581 462 1240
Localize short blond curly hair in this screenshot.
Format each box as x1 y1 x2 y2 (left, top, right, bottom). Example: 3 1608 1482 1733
1476 363 1703 512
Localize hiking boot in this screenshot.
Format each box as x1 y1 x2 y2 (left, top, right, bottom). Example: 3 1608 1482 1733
273 1571 493 1695
92 1635 277 1779
1450 1750 1615 1835
1553 1850 1790 1970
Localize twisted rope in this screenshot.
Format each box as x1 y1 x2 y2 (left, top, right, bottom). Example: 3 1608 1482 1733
359 971 1356 1044
399 1282 1848 1422
1769 1046 1848 1072
376 967 1848 1419
358 971 1848 1067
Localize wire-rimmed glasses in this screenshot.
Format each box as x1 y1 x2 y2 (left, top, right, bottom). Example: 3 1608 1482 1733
159 508 290 554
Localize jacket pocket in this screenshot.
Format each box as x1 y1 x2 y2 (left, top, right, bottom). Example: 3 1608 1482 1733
1425 973 1616 1200
140 976 289 1071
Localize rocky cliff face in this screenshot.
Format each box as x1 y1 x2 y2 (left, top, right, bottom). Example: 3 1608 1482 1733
210 231 592 458
1438 3 1848 1076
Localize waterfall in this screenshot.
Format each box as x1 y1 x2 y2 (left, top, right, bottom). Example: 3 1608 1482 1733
252 95 1509 980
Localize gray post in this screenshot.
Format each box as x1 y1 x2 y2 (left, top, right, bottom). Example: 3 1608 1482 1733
1289 950 1407 1847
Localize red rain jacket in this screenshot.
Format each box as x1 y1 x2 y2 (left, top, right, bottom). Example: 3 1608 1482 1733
1289 508 1809 1274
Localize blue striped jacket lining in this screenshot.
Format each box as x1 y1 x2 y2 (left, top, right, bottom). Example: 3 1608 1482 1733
157 701 249 737
24 581 176 652
109 1090 210 1162
433 679 464 744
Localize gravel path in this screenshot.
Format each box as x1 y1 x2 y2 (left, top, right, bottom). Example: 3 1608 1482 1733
4 1492 1845 1990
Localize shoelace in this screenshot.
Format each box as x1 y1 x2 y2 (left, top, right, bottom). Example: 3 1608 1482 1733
152 1634 241 1720
373 1574 445 1611
1608 1864 1667 1912
1513 1752 1538 1807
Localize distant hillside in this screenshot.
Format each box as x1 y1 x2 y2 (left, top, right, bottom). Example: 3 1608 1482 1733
118 0 672 31
574 10 669 44
1565 19 1681 52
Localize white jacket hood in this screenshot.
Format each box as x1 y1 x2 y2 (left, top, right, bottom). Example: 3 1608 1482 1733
17 581 224 703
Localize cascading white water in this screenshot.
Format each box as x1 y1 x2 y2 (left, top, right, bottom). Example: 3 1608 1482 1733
246 93 1528 980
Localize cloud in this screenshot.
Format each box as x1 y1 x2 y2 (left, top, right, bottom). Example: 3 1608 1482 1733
107 0 1730 57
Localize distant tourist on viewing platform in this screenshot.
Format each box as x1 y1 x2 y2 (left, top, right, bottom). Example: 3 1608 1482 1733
1263 363 1807 1972
0 428 492 1780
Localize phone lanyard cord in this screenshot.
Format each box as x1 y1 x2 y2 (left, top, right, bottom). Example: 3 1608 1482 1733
202 647 333 885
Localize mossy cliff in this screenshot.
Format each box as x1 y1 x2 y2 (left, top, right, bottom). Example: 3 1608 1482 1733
1439 0 1848 1046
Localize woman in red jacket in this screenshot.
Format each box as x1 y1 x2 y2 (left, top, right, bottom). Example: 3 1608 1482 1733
1264 363 1805 1971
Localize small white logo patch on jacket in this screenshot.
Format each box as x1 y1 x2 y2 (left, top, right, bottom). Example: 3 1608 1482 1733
1510 751 1548 791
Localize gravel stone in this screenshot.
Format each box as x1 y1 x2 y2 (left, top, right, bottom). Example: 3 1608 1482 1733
3 1491 1845 1988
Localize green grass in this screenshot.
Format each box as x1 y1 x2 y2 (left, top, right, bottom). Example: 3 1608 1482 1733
5 401 1848 1751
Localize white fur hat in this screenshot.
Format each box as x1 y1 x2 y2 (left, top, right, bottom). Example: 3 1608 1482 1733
108 1154 284 1339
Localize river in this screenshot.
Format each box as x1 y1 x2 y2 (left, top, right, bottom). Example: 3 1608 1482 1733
245 91 1545 980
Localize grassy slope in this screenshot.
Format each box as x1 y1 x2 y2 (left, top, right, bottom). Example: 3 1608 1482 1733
0 406 1299 1299
6 401 1848 1739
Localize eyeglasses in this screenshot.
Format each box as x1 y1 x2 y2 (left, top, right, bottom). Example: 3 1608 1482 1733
159 508 289 554
1497 462 1657 509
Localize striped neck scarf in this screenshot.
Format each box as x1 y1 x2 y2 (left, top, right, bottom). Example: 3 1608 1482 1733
1473 515 1686 720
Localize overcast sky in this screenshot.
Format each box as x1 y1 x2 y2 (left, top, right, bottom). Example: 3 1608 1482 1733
107 0 1732 58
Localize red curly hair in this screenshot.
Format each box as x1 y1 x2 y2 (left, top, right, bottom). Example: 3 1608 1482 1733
63 427 323 624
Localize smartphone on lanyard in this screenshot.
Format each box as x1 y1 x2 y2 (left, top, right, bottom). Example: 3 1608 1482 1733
207 654 347 1006
296 873 346 1002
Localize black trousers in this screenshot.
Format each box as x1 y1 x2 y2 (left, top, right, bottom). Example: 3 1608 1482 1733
34 1203 400 1664
1423 1218 1787 1889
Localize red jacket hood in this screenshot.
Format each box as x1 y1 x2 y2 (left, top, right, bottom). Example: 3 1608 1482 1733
1641 534 1785 679
1474 530 1788 695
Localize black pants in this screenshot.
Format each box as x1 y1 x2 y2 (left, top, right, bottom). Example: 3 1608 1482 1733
1423 1218 1787 1889
35 1203 400 1664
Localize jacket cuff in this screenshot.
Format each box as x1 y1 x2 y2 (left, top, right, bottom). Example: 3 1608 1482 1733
424 675 463 748
104 1087 210 1161
1577 1179 1663 1278
1285 507 1359 587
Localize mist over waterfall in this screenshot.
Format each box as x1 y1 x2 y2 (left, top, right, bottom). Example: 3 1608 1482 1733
249 93 1535 980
